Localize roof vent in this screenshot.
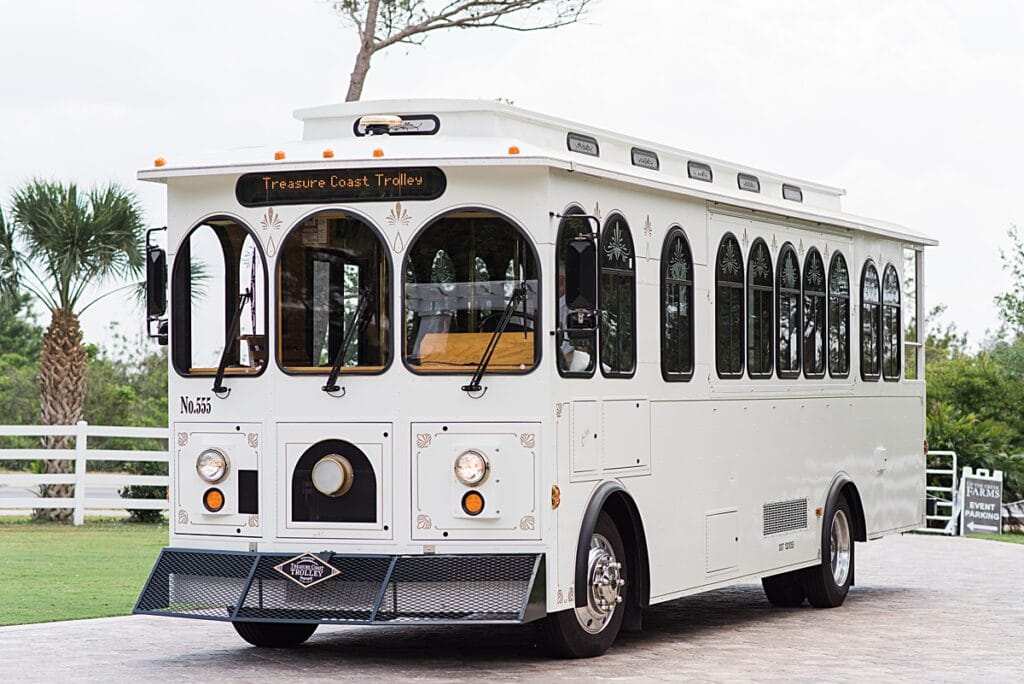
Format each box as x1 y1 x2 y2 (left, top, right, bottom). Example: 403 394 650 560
358 115 405 136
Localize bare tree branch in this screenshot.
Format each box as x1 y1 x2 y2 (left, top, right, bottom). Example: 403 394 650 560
329 0 594 100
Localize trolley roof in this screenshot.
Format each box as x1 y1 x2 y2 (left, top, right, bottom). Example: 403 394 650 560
138 98 937 247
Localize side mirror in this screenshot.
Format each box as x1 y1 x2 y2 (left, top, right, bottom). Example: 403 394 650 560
145 227 168 345
564 236 597 338
146 245 167 319
565 236 596 311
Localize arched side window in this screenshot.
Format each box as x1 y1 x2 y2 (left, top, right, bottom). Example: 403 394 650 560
715 233 744 378
827 251 850 378
599 213 636 377
746 238 773 379
661 227 694 381
171 217 267 377
882 263 901 381
277 211 391 374
776 243 802 379
555 207 596 377
403 208 540 374
802 248 826 378
860 260 881 381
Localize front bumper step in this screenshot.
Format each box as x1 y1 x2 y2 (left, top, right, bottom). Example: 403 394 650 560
134 548 545 625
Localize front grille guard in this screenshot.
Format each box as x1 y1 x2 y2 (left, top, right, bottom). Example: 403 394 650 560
134 548 546 625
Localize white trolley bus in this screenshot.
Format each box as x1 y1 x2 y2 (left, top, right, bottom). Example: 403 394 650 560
136 100 934 657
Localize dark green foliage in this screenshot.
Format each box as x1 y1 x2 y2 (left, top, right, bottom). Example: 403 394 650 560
83 329 168 523
926 307 1024 501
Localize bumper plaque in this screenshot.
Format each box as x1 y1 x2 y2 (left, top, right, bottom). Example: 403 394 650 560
273 553 341 588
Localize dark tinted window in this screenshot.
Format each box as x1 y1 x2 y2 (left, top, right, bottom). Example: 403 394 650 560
556 207 596 376
776 244 801 378
599 214 636 376
860 261 881 381
715 234 744 377
802 248 826 378
747 238 773 379
882 263 901 381
828 252 851 378
661 227 694 381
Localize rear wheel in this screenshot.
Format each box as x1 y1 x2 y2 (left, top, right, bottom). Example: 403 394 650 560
761 569 806 607
802 495 854 608
542 512 627 658
232 621 317 648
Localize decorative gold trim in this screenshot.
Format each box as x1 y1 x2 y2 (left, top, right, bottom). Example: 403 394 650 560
247 433 259 448
416 514 432 530
416 433 432 449
247 514 259 527
177 509 189 525
519 515 535 531
177 432 188 447
519 433 536 449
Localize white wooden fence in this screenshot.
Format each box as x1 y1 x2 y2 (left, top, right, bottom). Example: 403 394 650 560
0 421 169 525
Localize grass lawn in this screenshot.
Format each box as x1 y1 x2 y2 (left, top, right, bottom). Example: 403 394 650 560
971 532 1024 545
0 518 167 626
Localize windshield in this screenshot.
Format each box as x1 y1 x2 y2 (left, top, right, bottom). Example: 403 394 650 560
404 210 539 373
277 212 391 373
171 218 266 376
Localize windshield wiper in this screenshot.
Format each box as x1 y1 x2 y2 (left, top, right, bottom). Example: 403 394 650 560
462 282 528 394
212 289 253 397
322 286 374 394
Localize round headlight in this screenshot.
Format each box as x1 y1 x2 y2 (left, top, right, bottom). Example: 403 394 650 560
312 454 354 497
196 448 229 483
454 450 489 486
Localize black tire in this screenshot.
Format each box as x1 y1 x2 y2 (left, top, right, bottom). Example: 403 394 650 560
761 569 806 607
232 621 318 648
802 495 854 608
541 511 627 658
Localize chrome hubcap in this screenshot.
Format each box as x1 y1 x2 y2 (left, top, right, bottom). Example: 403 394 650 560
830 509 852 586
574 532 625 634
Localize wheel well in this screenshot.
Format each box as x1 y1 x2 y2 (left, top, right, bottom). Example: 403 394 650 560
575 483 651 632
839 481 867 543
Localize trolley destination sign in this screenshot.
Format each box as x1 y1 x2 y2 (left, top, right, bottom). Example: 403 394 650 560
236 167 446 207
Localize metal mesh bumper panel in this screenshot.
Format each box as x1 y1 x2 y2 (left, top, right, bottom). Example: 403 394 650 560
135 549 543 624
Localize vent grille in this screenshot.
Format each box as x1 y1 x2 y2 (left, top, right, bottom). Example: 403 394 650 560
763 498 808 536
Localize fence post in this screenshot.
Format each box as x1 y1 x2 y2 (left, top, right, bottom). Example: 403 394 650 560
72 420 88 526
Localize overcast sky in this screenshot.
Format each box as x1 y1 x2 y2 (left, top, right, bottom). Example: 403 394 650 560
2 0 1022 349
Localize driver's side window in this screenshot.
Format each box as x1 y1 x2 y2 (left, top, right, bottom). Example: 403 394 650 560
170 217 267 377
556 207 596 376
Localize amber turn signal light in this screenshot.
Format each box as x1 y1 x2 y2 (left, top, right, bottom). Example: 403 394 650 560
508 145 520 155
373 148 384 158
274 150 286 160
153 157 166 167
203 488 225 512
322 148 334 158
461 490 485 516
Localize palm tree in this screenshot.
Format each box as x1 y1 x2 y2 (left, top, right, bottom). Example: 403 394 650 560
9 180 145 522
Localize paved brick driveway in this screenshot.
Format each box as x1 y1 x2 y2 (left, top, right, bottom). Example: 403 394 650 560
1 534 1020 682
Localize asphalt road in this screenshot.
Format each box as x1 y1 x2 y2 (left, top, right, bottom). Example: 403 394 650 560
0 534 1021 682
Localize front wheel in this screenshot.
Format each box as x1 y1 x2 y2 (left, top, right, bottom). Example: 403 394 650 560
802 495 854 608
232 621 317 648
541 511 627 658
